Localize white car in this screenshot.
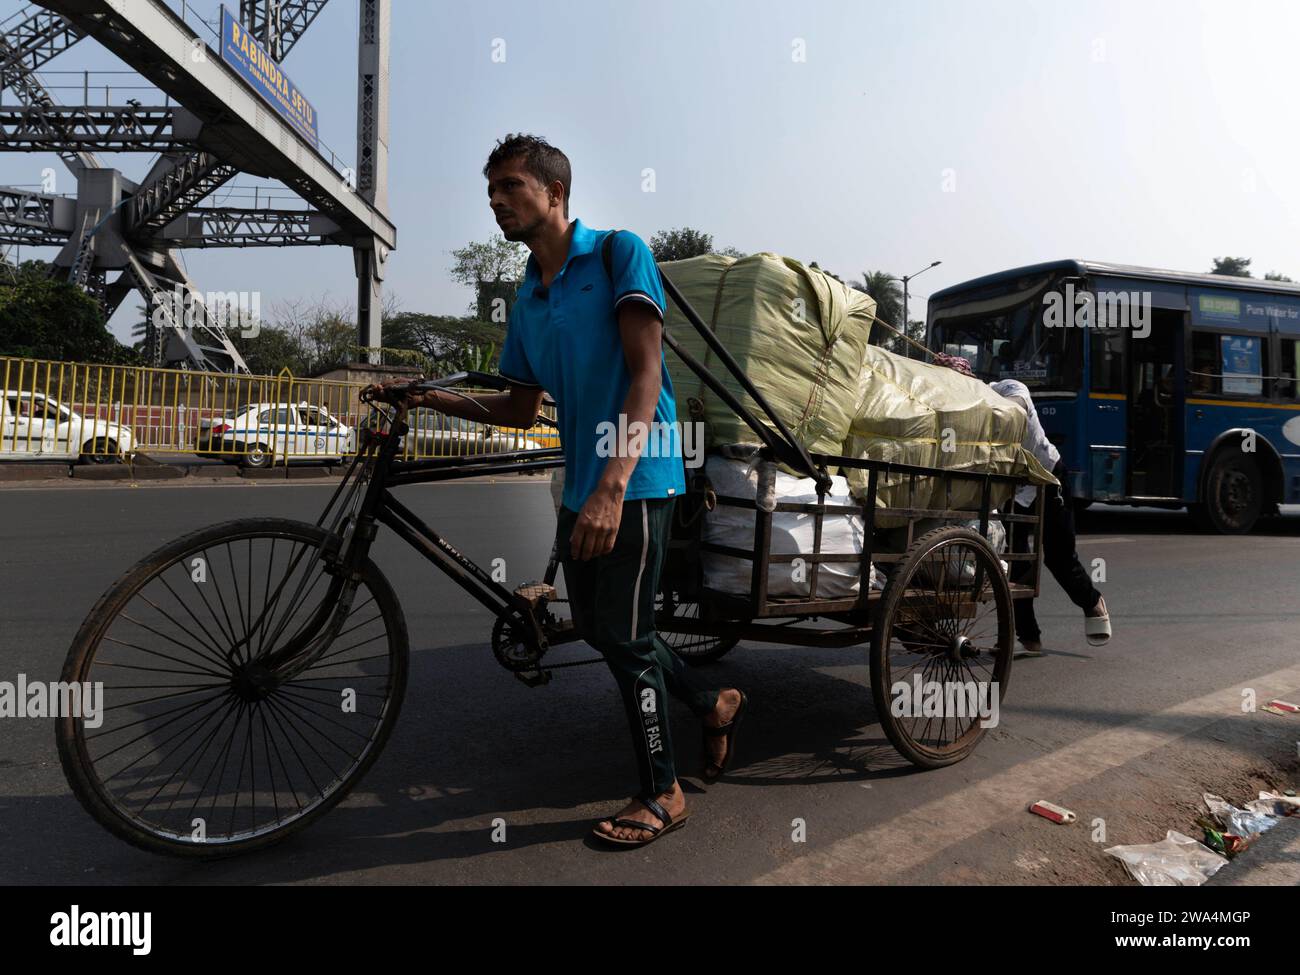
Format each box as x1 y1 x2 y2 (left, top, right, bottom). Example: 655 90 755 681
1 390 135 463
400 410 546 458
198 401 356 469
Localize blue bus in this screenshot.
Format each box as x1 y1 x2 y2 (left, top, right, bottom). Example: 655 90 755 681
927 260 1300 533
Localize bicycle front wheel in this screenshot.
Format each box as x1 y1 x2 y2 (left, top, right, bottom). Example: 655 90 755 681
56 517 408 858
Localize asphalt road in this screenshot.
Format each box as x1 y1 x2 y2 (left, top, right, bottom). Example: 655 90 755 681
1 478 1297 885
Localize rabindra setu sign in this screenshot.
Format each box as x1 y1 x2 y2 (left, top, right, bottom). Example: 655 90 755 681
219 6 319 149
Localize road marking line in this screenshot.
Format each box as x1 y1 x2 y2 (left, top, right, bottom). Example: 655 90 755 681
755 661 1300 885
1079 537 1135 544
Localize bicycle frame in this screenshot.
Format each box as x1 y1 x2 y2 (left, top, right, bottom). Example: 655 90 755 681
253 403 573 682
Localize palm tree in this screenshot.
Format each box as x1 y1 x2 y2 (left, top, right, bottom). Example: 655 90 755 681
854 270 903 347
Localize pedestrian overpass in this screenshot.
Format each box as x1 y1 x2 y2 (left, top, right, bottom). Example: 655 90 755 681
0 0 392 372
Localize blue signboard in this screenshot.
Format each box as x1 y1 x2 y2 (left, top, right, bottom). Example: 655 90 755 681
219 7 319 149
1244 295 1300 335
1220 334 1262 395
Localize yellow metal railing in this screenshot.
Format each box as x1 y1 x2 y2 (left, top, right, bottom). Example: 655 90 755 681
0 355 557 466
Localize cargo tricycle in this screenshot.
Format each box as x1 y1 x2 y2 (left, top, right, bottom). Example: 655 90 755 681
55 273 1046 857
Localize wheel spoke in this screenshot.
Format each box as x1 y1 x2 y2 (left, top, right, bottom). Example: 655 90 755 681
61 522 404 852
877 532 1011 765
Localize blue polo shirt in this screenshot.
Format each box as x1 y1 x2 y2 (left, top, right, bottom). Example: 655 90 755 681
498 219 687 511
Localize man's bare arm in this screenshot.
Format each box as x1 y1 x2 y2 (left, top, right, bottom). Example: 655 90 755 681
364 377 542 430
596 301 664 494
412 384 544 430
569 300 664 560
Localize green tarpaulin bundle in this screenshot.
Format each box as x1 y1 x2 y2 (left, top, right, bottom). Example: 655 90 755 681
660 252 877 458
657 250 1056 526
840 346 1057 525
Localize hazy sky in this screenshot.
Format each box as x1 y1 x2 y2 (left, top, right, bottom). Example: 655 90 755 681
4 0 1299 345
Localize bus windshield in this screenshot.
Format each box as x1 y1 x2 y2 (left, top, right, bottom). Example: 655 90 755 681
930 274 1082 391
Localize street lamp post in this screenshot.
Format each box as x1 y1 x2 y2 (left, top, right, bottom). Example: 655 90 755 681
898 260 942 358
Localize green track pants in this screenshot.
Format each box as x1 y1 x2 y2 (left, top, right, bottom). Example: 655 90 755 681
557 497 720 799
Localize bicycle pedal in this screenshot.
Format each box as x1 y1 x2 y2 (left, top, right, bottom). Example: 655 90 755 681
514 668 552 688
543 617 577 641
513 582 556 610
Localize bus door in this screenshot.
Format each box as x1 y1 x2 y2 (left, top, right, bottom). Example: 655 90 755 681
1126 308 1185 498
1086 318 1127 501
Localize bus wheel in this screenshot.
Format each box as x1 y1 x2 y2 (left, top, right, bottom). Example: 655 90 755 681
1192 452 1262 534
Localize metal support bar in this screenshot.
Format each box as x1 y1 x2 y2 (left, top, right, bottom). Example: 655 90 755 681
157 206 342 247
660 269 827 489
0 6 99 173
0 104 179 150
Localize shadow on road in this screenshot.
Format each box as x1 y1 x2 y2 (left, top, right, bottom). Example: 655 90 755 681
14 639 921 884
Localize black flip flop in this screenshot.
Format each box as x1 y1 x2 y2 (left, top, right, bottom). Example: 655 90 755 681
591 794 688 847
701 690 748 783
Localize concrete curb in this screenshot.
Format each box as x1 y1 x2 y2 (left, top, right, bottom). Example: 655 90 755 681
236 466 285 480
72 463 187 480
1206 815 1300 886
235 467 343 478
128 465 187 480
69 464 132 480
0 463 72 480
0 464 552 487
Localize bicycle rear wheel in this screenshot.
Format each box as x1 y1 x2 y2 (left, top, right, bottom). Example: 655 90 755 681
56 517 408 858
870 525 1012 768
655 590 739 664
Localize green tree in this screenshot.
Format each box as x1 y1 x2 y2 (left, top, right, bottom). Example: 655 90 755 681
449 234 527 317
899 318 928 354
300 306 355 373
381 311 506 375
1211 257 1252 277
853 270 904 348
232 325 309 376
449 234 527 286
227 296 361 376
1264 271 1295 282
649 227 713 262
457 342 499 373
0 262 137 363
474 278 518 324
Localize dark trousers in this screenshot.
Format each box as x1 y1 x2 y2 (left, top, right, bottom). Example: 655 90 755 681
557 497 720 799
1010 460 1102 643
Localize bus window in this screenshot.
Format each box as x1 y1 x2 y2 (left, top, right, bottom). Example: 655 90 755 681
1190 331 1268 398
928 274 1082 391
1189 332 1220 395
1279 338 1300 402
1221 335 1266 397
942 342 980 362
1089 326 1125 393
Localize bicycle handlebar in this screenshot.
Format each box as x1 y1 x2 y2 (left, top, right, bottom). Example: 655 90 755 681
358 372 557 428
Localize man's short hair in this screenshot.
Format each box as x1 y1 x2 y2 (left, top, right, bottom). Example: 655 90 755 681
484 133 572 217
